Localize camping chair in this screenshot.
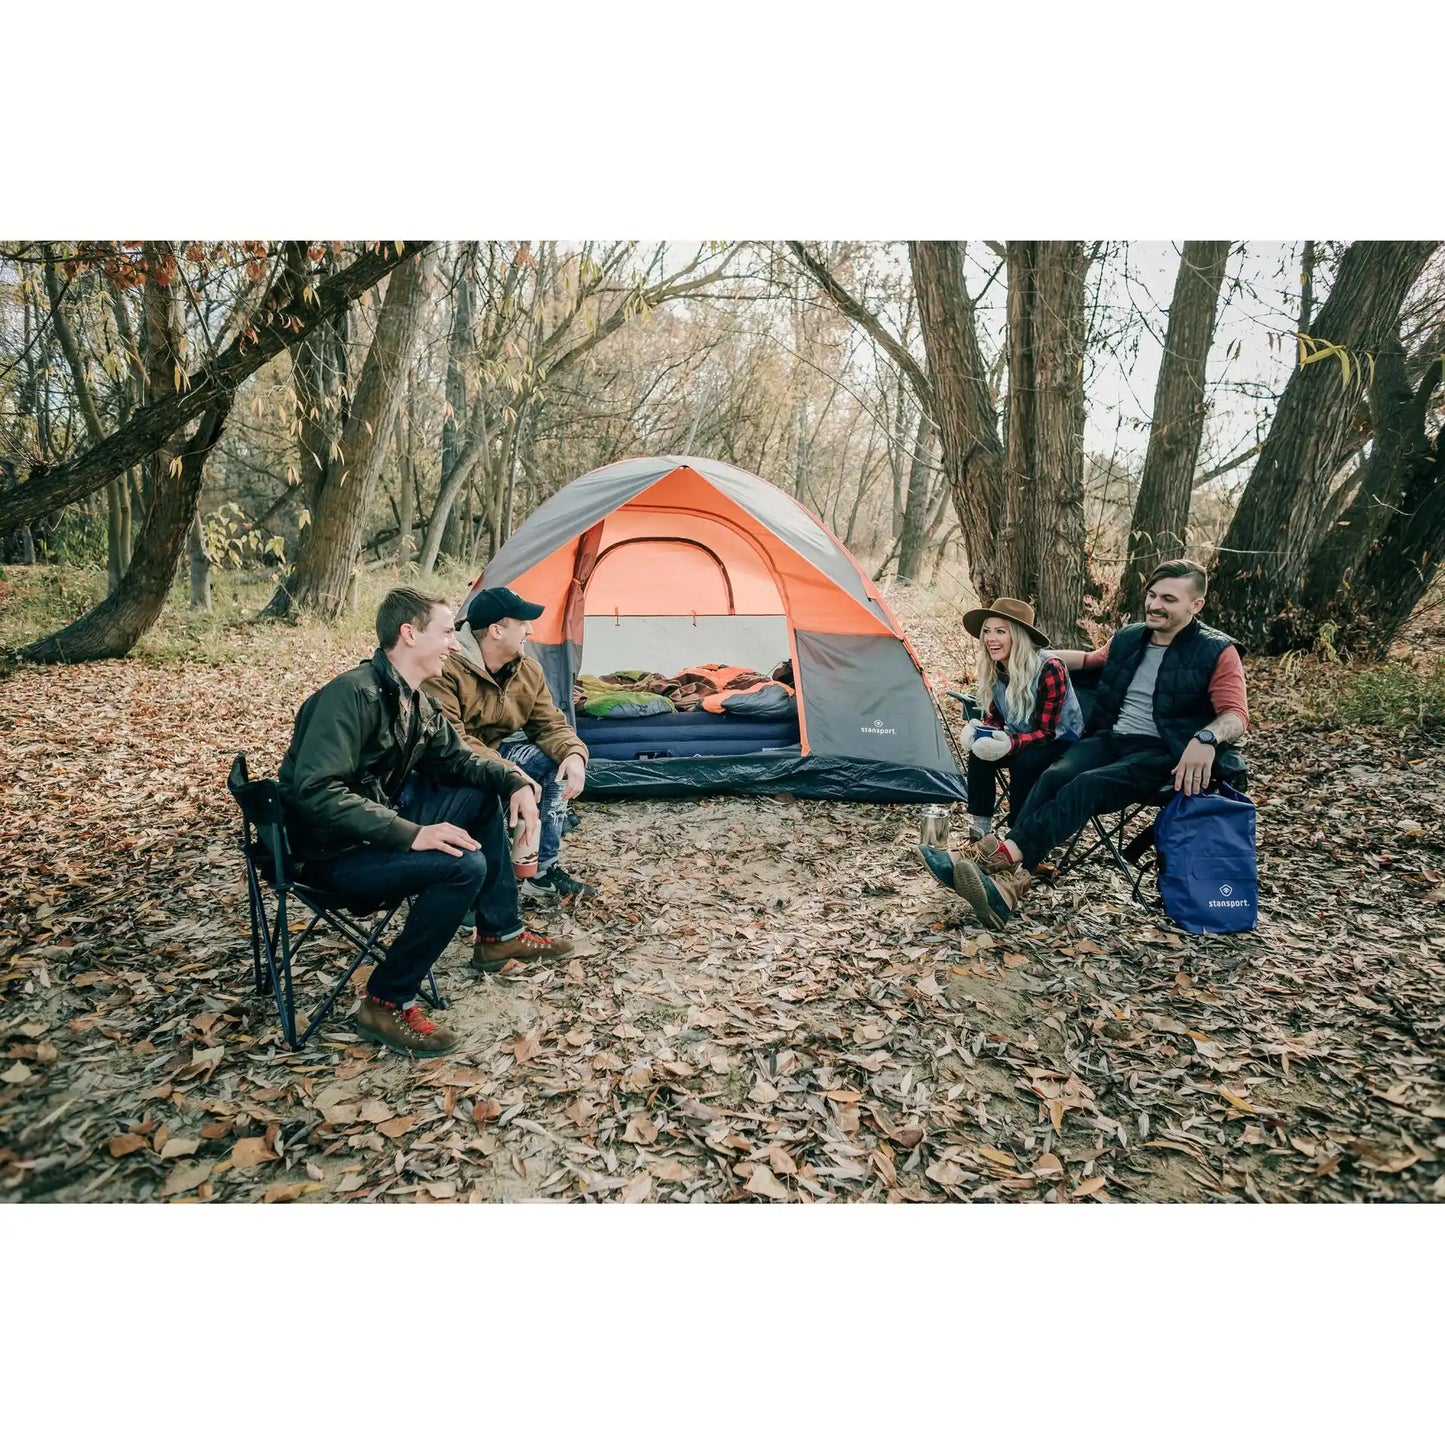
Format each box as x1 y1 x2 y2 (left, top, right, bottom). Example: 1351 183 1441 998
226 754 446 1050
1051 668 1249 898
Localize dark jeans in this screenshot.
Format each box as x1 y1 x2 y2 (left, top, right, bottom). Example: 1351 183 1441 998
1008 732 1176 872
300 776 522 1007
966 737 1072 823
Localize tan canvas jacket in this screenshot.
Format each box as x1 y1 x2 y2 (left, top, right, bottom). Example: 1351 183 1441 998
423 626 588 773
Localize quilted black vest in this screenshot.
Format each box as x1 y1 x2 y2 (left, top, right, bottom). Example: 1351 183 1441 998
1086 619 1240 757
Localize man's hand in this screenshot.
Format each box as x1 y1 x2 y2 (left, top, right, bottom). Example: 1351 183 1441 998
411 822 480 858
508 782 542 850
556 754 586 801
1173 738 1215 795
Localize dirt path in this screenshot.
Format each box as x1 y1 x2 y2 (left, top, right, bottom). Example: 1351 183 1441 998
2 627 1442 1203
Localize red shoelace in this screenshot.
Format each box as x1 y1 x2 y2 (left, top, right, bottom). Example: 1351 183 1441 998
401 1006 436 1035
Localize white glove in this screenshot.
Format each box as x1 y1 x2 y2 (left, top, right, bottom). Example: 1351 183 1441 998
959 720 982 749
971 731 1013 762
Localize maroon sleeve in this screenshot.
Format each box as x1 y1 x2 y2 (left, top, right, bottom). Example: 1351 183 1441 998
1207 647 1249 729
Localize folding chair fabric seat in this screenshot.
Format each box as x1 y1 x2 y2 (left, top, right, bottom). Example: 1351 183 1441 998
227 753 446 1049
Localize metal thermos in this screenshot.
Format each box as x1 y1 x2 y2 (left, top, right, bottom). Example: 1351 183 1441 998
919 804 951 849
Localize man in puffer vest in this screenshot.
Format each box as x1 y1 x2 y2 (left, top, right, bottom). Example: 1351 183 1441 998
922 559 1249 929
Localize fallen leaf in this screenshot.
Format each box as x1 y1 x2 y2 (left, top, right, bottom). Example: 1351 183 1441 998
160 1159 213 1198
745 1164 790 1201
377 1115 419 1139
106 1133 147 1158
622 1113 659 1145
620 1173 653 1203
230 1135 280 1170
978 1145 1019 1169
159 1137 200 1159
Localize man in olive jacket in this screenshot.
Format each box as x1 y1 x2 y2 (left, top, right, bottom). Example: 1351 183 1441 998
278 587 571 1058
425 586 596 904
923 560 1249 930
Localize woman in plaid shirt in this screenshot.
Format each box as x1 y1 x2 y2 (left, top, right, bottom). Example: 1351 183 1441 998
961 598 1084 840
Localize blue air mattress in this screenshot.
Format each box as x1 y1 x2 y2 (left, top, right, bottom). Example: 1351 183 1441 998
576 708 801 760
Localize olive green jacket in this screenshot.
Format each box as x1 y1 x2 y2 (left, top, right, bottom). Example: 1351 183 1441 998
278 648 528 863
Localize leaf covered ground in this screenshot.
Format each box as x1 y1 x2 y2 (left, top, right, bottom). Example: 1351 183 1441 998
2 587 1443 1204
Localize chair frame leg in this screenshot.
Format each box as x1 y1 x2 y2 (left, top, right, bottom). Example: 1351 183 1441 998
243 876 450 1051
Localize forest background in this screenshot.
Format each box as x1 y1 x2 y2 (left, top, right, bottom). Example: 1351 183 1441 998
3 236 1443 672
3 4 1441 1442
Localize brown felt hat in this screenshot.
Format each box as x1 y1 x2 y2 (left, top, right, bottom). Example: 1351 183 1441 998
961 597 1051 648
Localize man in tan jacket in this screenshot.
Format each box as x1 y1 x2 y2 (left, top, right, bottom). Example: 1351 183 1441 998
425 587 597 904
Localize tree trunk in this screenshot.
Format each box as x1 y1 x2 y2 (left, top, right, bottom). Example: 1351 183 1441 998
1297 345 1445 652
1003 241 1089 644
1208 240 1438 649
286 245 352 520
418 415 489 575
396 368 417 568
41 250 134 591
438 254 475 563
265 249 432 619
18 244 233 661
895 412 937 584
1346 428 1445 653
1120 240 1231 619
1 243 426 540
909 241 1005 603
188 507 212 610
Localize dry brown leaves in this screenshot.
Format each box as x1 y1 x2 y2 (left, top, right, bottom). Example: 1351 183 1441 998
2 611 1443 1204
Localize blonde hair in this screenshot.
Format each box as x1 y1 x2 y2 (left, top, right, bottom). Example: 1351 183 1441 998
973 620 1046 728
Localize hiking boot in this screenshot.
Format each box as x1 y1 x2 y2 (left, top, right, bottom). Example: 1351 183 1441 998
471 928 575 973
520 864 598 903
354 996 458 1057
919 846 1032 929
972 835 1019 874
562 808 581 836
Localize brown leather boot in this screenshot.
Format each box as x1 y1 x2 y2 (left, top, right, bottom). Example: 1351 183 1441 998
354 996 458 1057
920 845 1031 928
973 835 1020 873
472 928 575 974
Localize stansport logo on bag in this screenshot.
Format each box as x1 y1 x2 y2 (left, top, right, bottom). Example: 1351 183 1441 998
1208 883 1249 909
860 716 897 736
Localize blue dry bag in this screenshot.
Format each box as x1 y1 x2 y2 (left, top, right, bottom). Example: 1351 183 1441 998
1153 780 1258 934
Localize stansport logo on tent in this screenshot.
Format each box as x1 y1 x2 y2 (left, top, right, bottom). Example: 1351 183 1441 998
1208 882 1249 909
860 717 897 736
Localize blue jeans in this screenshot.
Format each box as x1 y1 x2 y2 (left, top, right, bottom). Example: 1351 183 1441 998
299 775 523 1006
498 741 567 872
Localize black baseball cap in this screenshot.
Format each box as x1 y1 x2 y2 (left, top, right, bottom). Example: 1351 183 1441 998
467 586 545 631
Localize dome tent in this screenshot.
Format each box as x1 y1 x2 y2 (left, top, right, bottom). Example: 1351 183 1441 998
462 455 965 802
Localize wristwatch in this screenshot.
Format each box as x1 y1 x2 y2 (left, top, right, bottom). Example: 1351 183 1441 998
1194 728 1218 746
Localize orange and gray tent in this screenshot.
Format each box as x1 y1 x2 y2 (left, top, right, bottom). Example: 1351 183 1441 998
462 455 965 802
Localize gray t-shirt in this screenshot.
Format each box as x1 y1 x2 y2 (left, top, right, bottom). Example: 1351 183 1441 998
1112 642 1167 737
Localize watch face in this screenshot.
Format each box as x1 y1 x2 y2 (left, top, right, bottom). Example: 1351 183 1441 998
1197 730 1215 744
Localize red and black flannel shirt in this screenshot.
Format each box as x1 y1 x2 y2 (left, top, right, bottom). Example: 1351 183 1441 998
983 656 1068 751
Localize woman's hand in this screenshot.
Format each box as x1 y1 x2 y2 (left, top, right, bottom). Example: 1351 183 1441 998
970 731 1013 762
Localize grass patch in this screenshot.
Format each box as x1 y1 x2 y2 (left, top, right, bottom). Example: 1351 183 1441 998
1333 658 1445 743
0 561 483 667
